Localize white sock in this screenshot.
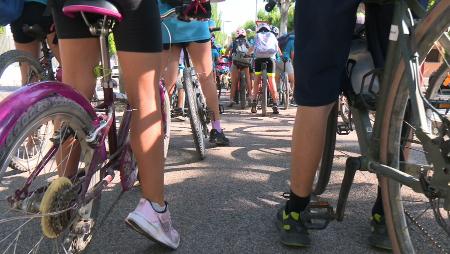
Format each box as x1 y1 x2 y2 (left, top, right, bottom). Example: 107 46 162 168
150 201 167 213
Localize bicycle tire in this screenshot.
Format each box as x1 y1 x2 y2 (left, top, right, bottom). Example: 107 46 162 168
0 50 47 171
0 50 44 88
426 62 449 99
0 95 100 253
162 87 171 159
283 73 290 110
378 3 450 253
239 71 247 109
312 102 338 195
262 72 268 116
183 68 206 160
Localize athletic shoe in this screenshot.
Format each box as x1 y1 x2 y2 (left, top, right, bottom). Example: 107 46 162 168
125 198 180 249
275 206 311 247
209 129 230 146
251 101 257 113
368 213 392 250
272 105 280 114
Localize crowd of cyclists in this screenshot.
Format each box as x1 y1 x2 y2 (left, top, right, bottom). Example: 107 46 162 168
0 0 437 252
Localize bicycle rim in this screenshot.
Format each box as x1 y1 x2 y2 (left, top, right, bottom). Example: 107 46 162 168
379 2 450 252
0 96 100 253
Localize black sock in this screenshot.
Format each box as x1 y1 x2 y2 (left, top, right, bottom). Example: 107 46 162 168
286 190 310 213
371 186 384 217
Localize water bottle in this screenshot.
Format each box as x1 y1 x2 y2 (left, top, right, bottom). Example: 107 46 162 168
347 39 380 95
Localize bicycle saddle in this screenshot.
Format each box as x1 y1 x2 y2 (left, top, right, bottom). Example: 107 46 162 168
22 24 46 41
62 0 122 22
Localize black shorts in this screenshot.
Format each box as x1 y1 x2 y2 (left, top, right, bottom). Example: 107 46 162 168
293 0 393 106
163 39 210 50
11 2 53 43
254 58 275 75
49 0 162 52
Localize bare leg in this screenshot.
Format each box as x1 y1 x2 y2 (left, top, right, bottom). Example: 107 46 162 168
268 75 279 103
161 47 185 110
187 42 221 121
14 41 40 84
290 103 334 197
252 75 261 101
46 31 61 64
56 38 99 177
119 51 165 205
229 67 238 103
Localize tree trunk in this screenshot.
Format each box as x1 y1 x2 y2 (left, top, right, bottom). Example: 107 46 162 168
279 0 290 35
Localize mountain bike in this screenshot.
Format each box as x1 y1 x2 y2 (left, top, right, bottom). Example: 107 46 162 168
278 59 290 110
181 47 210 160
303 1 450 253
255 62 269 116
0 1 174 252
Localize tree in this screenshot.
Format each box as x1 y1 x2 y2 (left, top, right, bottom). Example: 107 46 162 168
211 3 229 47
256 3 295 34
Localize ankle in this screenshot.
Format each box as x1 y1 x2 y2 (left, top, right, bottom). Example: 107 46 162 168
286 190 310 213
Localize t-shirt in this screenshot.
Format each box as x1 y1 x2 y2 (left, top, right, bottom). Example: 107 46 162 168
212 48 220 67
158 0 210 44
283 39 294 60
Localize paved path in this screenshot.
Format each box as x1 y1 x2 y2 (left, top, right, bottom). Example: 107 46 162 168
87 104 385 254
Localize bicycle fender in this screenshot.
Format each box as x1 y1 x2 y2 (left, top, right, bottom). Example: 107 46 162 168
0 81 95 146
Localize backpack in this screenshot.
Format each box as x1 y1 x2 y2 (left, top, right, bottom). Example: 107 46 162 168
233 38 248 56
277 32 294 51
254 32 278 58
0 0 24 26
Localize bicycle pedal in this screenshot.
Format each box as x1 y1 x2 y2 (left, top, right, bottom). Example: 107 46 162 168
337 124 351 135
304 201 335 230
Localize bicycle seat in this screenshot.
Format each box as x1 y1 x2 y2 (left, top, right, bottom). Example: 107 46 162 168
22 24 46 41
62 0 122 22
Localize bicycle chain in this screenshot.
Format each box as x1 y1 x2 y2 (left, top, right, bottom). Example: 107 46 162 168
404 209 448 254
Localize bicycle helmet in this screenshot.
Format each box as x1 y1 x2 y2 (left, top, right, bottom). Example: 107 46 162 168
256 23 271 33
271 26 279 37
236 28 247 38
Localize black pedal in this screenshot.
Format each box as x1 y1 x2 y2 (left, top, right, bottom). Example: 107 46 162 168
304 201 335 230
219 104 225 114
337 123 351 135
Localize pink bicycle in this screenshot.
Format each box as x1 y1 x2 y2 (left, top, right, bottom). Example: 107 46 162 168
0 0 186 252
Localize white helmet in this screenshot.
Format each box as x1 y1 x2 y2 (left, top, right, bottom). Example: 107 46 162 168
271 26 279 36
256 23 271 33
236 28 247 37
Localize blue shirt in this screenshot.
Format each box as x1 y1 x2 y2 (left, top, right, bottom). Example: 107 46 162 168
158 1 210 44
283 39 294 60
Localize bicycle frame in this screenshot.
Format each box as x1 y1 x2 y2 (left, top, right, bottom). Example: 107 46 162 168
336 0 450 218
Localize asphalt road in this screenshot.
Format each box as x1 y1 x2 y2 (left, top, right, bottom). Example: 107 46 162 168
86 103 387 254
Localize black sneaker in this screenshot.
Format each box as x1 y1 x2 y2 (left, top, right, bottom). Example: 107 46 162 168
275 207 311 247
272 105 279 114
209 129 230 146
251 101 257 113
368 213 392 250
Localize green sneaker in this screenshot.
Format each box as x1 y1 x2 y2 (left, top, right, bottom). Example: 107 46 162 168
275 207 311 247
368 213 392 250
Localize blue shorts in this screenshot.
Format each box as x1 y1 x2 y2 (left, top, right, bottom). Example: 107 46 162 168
293 1 394 106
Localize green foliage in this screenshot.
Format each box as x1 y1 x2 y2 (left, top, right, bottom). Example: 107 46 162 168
211 3 228 47
256 5 295 33
0 26 5 35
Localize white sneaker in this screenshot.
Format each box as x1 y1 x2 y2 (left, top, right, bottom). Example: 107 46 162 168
125 198 180 249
